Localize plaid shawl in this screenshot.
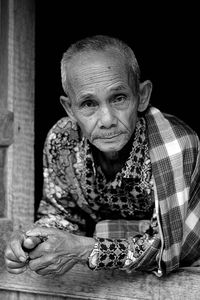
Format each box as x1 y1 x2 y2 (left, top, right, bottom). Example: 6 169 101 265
145 106 200 275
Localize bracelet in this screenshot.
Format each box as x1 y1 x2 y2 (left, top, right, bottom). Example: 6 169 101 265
87 237 128 270
87 239 100 270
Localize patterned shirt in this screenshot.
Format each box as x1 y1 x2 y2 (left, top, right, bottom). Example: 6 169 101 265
36 106 200 276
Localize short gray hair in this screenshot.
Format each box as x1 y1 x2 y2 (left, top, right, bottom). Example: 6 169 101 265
61 35 141 95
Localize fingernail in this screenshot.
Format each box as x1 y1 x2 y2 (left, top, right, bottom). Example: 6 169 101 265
19 256 27 262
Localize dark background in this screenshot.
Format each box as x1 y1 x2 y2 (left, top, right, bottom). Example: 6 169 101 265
35 1 199 213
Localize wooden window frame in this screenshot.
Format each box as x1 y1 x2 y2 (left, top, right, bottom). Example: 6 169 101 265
0 1 200 299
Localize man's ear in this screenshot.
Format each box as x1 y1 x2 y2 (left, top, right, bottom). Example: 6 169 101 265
137 80 153 112
60 95 77 122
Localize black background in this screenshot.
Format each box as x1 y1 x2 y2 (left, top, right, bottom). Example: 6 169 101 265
35 1 199 213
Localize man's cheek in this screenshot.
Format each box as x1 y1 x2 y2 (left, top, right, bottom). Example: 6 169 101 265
79 122 92 138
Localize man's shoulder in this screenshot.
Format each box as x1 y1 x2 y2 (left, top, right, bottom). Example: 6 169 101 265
163 111 193 130
145 107 200 153
45 117 80 145
163 113 198 139
49 117 77 132
146 106 198 138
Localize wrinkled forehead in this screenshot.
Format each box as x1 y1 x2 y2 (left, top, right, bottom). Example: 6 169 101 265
71 48 126 65
66 49 130 92
68 49 128 78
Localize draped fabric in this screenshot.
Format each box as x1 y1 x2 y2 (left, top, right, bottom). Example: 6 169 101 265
36 106 200 275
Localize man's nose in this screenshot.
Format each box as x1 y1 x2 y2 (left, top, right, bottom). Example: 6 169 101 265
98 105 117 128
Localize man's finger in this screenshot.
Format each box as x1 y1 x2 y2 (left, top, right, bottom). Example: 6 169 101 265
4 258 26 269
23 236 43 250
9 238 28 263
4 246 21 262
6 266 27 274
26 227 56 238
28 241 50 260
29 255 51 271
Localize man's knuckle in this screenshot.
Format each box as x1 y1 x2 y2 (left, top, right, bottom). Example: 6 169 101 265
4 258 10 267
29 261 37 271
47 254 55 262
5 260 14 268
48 264 57 271
6 267 23 274
4 247 11 257
36 269 47 276
43 243 52 252
10 239 18 250
4 248 14 260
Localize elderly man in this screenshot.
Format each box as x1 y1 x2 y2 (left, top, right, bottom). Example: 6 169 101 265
4 35 200 277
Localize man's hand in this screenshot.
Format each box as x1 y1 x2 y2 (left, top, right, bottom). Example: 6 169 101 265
26 227 95 276
4 230 42 274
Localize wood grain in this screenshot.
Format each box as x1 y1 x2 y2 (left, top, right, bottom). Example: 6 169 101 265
1 263 200 300
0 110 13 146
0 0 9 109
0 218 13 268
2 0 35 229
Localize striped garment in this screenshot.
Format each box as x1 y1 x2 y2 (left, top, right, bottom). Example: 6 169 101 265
145 106 200 274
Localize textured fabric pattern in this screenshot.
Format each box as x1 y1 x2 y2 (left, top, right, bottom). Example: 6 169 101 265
36 117 154 230
36 116 158 271
78 117 154 221
36 106 200 275
92 238 129 270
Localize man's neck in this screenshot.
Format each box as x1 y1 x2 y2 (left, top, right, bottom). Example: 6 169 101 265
95 151 122 180
101 151 120 161
91 137 134 181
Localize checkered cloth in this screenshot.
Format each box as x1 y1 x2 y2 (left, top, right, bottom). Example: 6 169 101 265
94 219 152 239
145 106 200 274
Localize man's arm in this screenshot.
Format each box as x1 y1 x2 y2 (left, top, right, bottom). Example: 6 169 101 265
4 124 81 274
24 211 161 276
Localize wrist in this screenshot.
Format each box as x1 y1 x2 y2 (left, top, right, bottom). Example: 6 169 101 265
73 235 96 264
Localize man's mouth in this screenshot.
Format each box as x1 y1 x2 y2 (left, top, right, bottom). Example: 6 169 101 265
95 133 123 140
102 133 121 139
91 131 125 143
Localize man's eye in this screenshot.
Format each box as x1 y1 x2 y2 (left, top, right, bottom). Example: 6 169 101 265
112 95 127 104
81 100 97 108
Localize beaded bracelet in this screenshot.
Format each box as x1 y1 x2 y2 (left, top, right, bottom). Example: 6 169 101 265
87 237 129 270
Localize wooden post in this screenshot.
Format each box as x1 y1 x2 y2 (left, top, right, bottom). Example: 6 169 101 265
0 0 35 278
0 0 35 229
0 110 13 217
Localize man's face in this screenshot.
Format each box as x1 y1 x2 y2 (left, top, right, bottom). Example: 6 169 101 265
67 50 140 153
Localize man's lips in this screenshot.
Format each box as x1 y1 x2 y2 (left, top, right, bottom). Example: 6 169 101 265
101 133 121 139
93 133 123 140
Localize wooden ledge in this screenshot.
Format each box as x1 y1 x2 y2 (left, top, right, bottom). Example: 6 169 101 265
0 262 200 299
